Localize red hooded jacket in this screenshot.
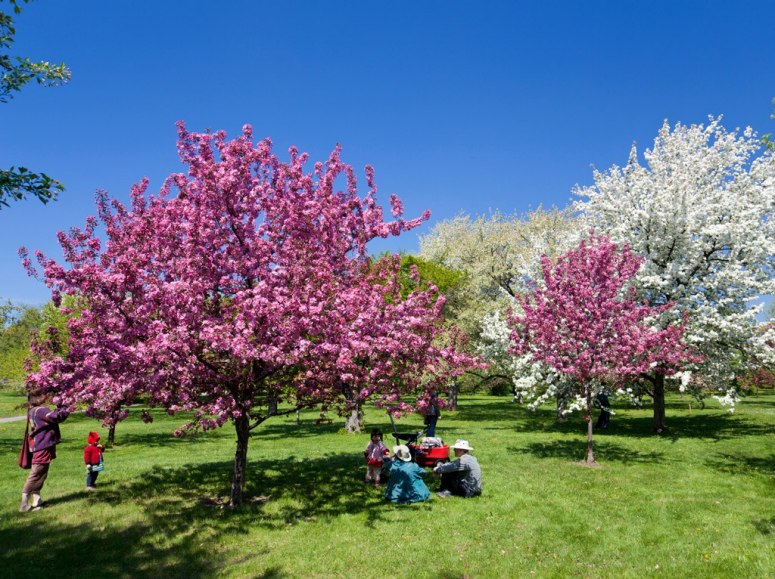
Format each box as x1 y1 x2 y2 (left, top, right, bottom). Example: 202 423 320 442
84 432 103 465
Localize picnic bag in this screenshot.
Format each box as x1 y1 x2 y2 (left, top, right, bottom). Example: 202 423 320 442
18 418 32 469
90 457 105 472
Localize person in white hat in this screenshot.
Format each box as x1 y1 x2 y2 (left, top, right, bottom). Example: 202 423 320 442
433 439 482 498
384 444 431 504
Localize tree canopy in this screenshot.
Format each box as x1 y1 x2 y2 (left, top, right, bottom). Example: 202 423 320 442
22 123 476 506
0 0 69 207
419 207 579 392
509 233 696 461
575 117 775 431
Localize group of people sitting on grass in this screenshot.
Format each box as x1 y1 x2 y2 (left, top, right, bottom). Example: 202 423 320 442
364 427 482 504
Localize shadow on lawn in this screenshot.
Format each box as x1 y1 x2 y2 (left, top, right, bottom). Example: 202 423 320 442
100 451 430 530
753 517 775 536
1 452 428 578
256 419 374 441
511 439 666 464
704 452 775 477
0 514 221 578
448 398 521 423
0 433 24 455
514 404 773 443
729 394 775 407
613 413 774 442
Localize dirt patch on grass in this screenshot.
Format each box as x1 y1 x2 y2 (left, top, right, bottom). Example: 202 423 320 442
199 495 271 508
571 460 603 469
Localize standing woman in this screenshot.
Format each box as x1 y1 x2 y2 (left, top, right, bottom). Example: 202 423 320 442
20 390 69 512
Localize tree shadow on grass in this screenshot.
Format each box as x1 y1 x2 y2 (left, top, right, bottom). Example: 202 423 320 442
446 399 523 424
1 453 432 578
101 430 223 449
510 439 666 465
753 517 775 536
611 413 775 442
0 517 222 579
736 395 775 408
0 435 23 455
94 451 428 530
516 406 774 443
256 419 372 441
704 452 775 477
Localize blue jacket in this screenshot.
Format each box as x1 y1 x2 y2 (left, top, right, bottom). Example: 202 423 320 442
384 459 430 504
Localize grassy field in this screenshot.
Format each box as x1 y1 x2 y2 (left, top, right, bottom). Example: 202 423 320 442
1 389 773 578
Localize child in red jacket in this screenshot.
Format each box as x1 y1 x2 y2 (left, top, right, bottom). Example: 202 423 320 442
84 431 104 491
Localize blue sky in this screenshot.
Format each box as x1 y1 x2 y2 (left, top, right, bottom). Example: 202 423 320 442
1 1 774 307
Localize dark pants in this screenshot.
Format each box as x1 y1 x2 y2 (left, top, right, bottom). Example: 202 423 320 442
596 410 610 429
86 469 100 488
424 416 438 438
439 471 478 498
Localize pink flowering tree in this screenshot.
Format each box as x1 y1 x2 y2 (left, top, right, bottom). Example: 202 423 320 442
21 123 475 506
509 233 697 464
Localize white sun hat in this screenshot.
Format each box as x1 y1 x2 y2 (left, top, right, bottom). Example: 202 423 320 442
393 444 412 462
451 439 473 451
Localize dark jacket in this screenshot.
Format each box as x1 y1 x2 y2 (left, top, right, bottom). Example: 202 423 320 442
28 405 69 453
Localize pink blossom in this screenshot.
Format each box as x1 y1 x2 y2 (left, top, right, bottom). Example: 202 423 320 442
21 122 478 505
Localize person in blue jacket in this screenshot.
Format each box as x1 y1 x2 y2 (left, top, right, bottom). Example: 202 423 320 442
384 444 430 504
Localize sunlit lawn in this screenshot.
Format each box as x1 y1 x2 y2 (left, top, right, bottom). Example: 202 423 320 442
1 389 773 578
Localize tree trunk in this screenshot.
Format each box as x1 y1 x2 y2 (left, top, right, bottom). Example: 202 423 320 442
230 413 250 508
652 373 666 433
107 424 116 448
447 382 458 411
344 401 363 434
585 411 595 464
267 395 278 417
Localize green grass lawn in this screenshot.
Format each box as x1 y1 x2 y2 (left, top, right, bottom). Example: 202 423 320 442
1 390 773 578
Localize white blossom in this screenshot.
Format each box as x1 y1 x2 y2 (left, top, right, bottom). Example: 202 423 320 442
575 117 775 407
420 207 579 339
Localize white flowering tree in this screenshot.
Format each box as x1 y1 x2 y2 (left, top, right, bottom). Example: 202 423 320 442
419 207 579 392
420 207 578 304
575 117 775 432
478 311 570 411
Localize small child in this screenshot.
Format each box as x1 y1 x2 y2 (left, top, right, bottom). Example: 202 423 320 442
84 431 104 491
363 428 389 486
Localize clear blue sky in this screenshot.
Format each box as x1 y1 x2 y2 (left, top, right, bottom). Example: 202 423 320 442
2 0 774 306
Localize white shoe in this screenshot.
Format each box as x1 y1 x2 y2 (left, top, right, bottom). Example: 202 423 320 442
436 490 453 498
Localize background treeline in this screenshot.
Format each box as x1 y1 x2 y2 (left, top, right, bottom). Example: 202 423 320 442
0 298 71 389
